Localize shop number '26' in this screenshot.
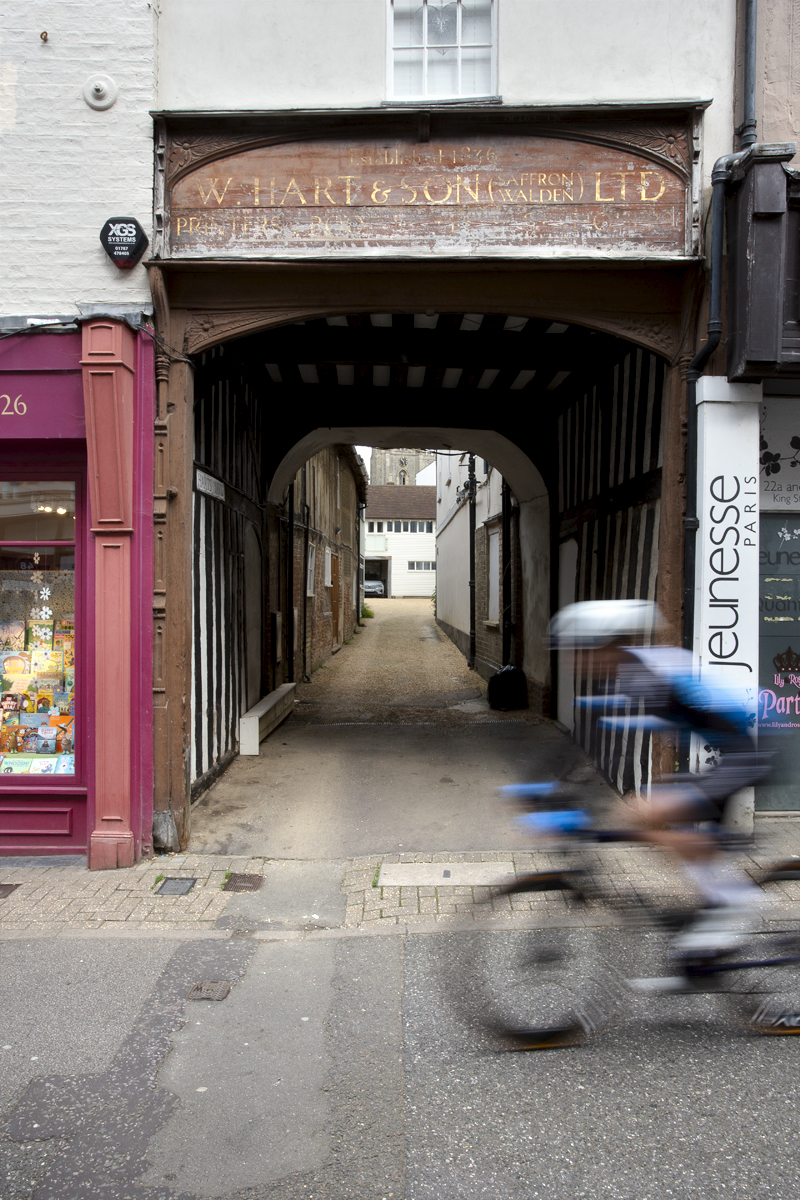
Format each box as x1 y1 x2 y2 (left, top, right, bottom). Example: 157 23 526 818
0 396 27 415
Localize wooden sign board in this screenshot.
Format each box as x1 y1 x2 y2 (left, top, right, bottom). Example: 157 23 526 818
168 135 690 260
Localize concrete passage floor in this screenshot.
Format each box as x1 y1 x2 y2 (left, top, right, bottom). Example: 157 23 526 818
190 599 612 858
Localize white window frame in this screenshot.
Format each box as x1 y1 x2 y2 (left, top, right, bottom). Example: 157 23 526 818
387 0 497 101
324 547 332 588
306 544 317 596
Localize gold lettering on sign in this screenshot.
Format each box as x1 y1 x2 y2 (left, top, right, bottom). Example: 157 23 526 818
169 134 687 257
400 177 417 204
281 178 307 205
338 176 357 205
641 171 666 201
197 178 233 206
456 174 479 204
595 173 614 202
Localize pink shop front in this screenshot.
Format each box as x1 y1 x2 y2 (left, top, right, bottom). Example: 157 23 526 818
0 320 153 868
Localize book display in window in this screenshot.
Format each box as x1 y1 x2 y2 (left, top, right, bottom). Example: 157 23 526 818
0 540 76 775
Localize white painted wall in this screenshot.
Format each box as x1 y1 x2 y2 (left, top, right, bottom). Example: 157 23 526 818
435 452 503 637
386 529 437 596
157 0 737 183
1 1 154 317
415 460 436 487
436 500 471 634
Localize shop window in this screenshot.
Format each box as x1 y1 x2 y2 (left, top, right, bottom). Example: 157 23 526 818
487 527 500 622
0 481 77 777
306 544 317 596
389 0 495 100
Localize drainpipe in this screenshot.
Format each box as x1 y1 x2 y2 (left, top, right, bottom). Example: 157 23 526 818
740 0 758 148
683 154 740 651
468 454 477 669
302 495 311 683
286 483 295 683
501 478 513 665
684 0 758 652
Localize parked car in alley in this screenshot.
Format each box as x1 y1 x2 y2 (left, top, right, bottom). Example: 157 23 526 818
365 579 385 596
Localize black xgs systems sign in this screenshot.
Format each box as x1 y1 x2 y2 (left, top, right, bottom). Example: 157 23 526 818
99 217 148 269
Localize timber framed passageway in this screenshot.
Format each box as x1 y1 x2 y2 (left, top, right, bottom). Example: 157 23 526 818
146 101 706 850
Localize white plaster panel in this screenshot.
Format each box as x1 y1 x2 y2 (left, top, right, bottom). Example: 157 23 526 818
500 0 737 182
1 1 154 316
156 0 386 111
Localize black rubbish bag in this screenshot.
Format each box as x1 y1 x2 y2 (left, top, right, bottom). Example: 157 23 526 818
487 664 529 711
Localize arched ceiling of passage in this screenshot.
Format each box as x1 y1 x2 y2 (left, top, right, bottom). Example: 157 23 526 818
228 311 626 403
197 311 647 504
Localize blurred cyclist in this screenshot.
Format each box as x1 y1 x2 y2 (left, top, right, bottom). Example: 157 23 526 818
548 599 772 960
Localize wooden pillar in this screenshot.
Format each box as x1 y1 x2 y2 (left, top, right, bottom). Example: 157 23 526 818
150 276 194 849
81 320 136 869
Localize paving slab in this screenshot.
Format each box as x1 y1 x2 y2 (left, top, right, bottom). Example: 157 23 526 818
378 860 515 886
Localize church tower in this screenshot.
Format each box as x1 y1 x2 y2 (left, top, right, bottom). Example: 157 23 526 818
369 447 435 485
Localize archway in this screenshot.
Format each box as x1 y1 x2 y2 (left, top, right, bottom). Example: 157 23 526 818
183 309 668 824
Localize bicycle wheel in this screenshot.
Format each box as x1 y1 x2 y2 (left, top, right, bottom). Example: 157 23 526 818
700 929 800 1034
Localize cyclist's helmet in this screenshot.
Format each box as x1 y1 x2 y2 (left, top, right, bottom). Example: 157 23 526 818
547 599 664 649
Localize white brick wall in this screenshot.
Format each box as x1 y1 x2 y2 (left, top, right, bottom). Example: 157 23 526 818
0 1 154 316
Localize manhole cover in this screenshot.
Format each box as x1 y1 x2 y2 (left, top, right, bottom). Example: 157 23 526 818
0 883 20 899
223 873 264 893
187 980 231 1002
157 877 197 896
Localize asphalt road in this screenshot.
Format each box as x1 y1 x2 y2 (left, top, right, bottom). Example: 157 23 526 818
3 922 800 1200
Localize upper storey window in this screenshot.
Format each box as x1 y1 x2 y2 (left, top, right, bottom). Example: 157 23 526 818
390 0 495 100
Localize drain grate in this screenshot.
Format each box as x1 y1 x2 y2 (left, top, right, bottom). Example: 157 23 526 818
0 883 20 900
157 877 197 896
187 980 231 1002
223 873 264 893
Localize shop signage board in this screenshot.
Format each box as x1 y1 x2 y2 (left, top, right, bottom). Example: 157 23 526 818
693 379 761 721
167 135 690 259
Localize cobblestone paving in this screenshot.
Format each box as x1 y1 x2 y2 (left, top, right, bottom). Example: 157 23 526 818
2 820 800 934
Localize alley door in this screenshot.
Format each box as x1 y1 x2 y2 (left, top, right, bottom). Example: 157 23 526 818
331 553 340 645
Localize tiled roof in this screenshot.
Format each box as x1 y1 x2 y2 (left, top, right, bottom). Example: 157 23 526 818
365 485 436 519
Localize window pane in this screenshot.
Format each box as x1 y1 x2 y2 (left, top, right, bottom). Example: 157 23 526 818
395 521 402 532
377 522 383 532
427 46 458 95
427 521 433 533
368 521 374 532
410 521 417 533
393 47 424 96
461 44 492 94
428 0 458 45
0 482 76 542
461 0 492 44
408 561 415 570
403 521 409 531
0 546 75 776
393 0 422 45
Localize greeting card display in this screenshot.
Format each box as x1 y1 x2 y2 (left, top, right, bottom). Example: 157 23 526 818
2 757 32 774
32 650 63 678
26 621 54 651
55 755 75 775
0 651 31 676
0 621 25 652
35 726 58 754
29 758 57 775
